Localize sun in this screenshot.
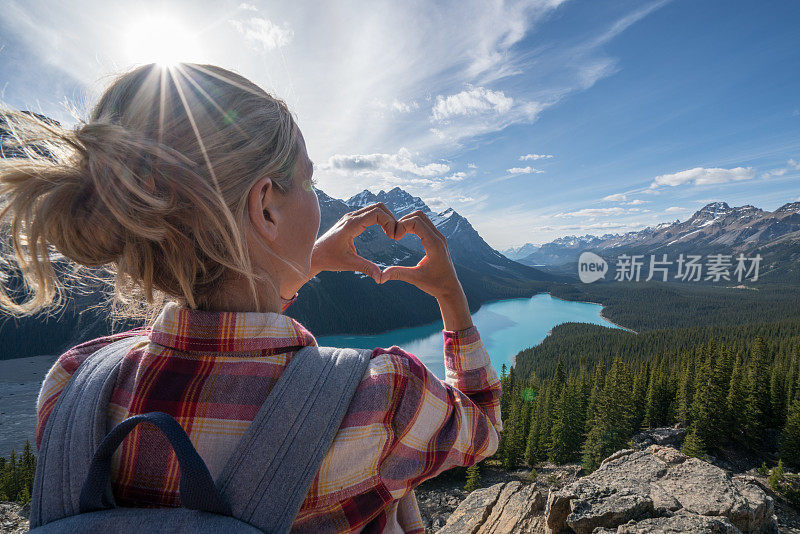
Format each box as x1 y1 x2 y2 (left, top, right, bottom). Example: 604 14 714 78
123 11 202 67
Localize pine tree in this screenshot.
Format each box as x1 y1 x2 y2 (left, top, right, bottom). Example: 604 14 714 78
548 379 583 464
584 363 605 434
726 355 747 440
582 358 634 472
464 463 481 492
744 336 771 447
4 449 19 502
502 384 525 469
781 387 800 468
769 459 785 492
682 425 706 457
631 365 648 431
689 351 715 448
771 367 787 429
19 439 35 503
536 382 555 461
524 394 543 465
676 357 694 428
645 363 670 428
710 344 733 438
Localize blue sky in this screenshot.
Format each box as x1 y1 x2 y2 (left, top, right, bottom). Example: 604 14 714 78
1 0 798 249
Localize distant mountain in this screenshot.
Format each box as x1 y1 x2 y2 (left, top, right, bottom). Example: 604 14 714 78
515 201 800 283
501 243 541 261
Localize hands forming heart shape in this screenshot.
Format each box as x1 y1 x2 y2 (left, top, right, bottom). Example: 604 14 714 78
309 202 462 299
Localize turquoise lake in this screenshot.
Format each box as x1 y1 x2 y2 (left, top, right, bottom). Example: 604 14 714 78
317 292 627 379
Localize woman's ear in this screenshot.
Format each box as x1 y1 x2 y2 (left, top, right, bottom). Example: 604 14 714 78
248 176 278 242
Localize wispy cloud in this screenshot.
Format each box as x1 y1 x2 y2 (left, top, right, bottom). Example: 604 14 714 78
649 167 755 189
228 17 293 51
555 206 644 218
443 171 468 181
507 166 544 174
603 193 627 202
519 153 553 161
761 168 787 179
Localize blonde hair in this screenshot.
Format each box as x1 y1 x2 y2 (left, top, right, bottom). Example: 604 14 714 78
0 63 301 324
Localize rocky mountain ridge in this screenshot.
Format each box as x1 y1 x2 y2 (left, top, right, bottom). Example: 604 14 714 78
508 201 800 277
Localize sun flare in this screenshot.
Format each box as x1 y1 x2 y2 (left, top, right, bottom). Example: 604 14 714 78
123 12 201 67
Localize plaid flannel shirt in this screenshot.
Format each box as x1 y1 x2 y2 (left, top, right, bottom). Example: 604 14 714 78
35 292 502 533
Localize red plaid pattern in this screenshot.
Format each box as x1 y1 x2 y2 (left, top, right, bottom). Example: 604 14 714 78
35 294 502 533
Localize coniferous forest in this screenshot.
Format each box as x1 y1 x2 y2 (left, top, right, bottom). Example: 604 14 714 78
495 317 800 475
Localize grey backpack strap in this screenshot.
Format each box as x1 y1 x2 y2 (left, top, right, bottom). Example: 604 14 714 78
215 345 373 533
30 335 148 529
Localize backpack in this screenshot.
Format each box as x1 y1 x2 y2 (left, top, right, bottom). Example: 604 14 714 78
29 334 373 533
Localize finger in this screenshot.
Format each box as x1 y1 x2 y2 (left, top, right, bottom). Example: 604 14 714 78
379 265 419 285
344 253 381 282
394 215 445 255
348 205 398 239
396 210 445 241
349 201 395 222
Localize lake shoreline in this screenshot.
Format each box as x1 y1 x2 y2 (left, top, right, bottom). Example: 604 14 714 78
543 292 638 334
502 291 636 369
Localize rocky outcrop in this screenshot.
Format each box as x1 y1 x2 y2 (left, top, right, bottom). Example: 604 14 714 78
630 426 685 451
435 445 779 534
546 445 778 534
0 501 29 533
592 510 740 533
438 481 546 534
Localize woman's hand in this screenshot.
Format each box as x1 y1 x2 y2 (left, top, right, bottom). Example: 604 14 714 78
379 210 463 300
310 202 398 283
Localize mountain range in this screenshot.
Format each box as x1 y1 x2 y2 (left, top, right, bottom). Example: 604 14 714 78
504 201 800 282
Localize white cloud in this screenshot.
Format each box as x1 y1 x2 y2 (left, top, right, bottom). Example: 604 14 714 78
467 163 478 169
443 171 467 181
228 17 293 51
603 193 627 202
432 86 513 121
623 199 647 205
323 147 449 177
507 166 544 174
761 168 787 179
665 206 685 213
391 99 419 113
649 167 755 189
789 159 800 170
519 153 553 161
372 97 420 114
555 207 643 218
238 3 258 11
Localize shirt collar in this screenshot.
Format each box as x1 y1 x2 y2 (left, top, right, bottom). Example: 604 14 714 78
148 301 317 353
